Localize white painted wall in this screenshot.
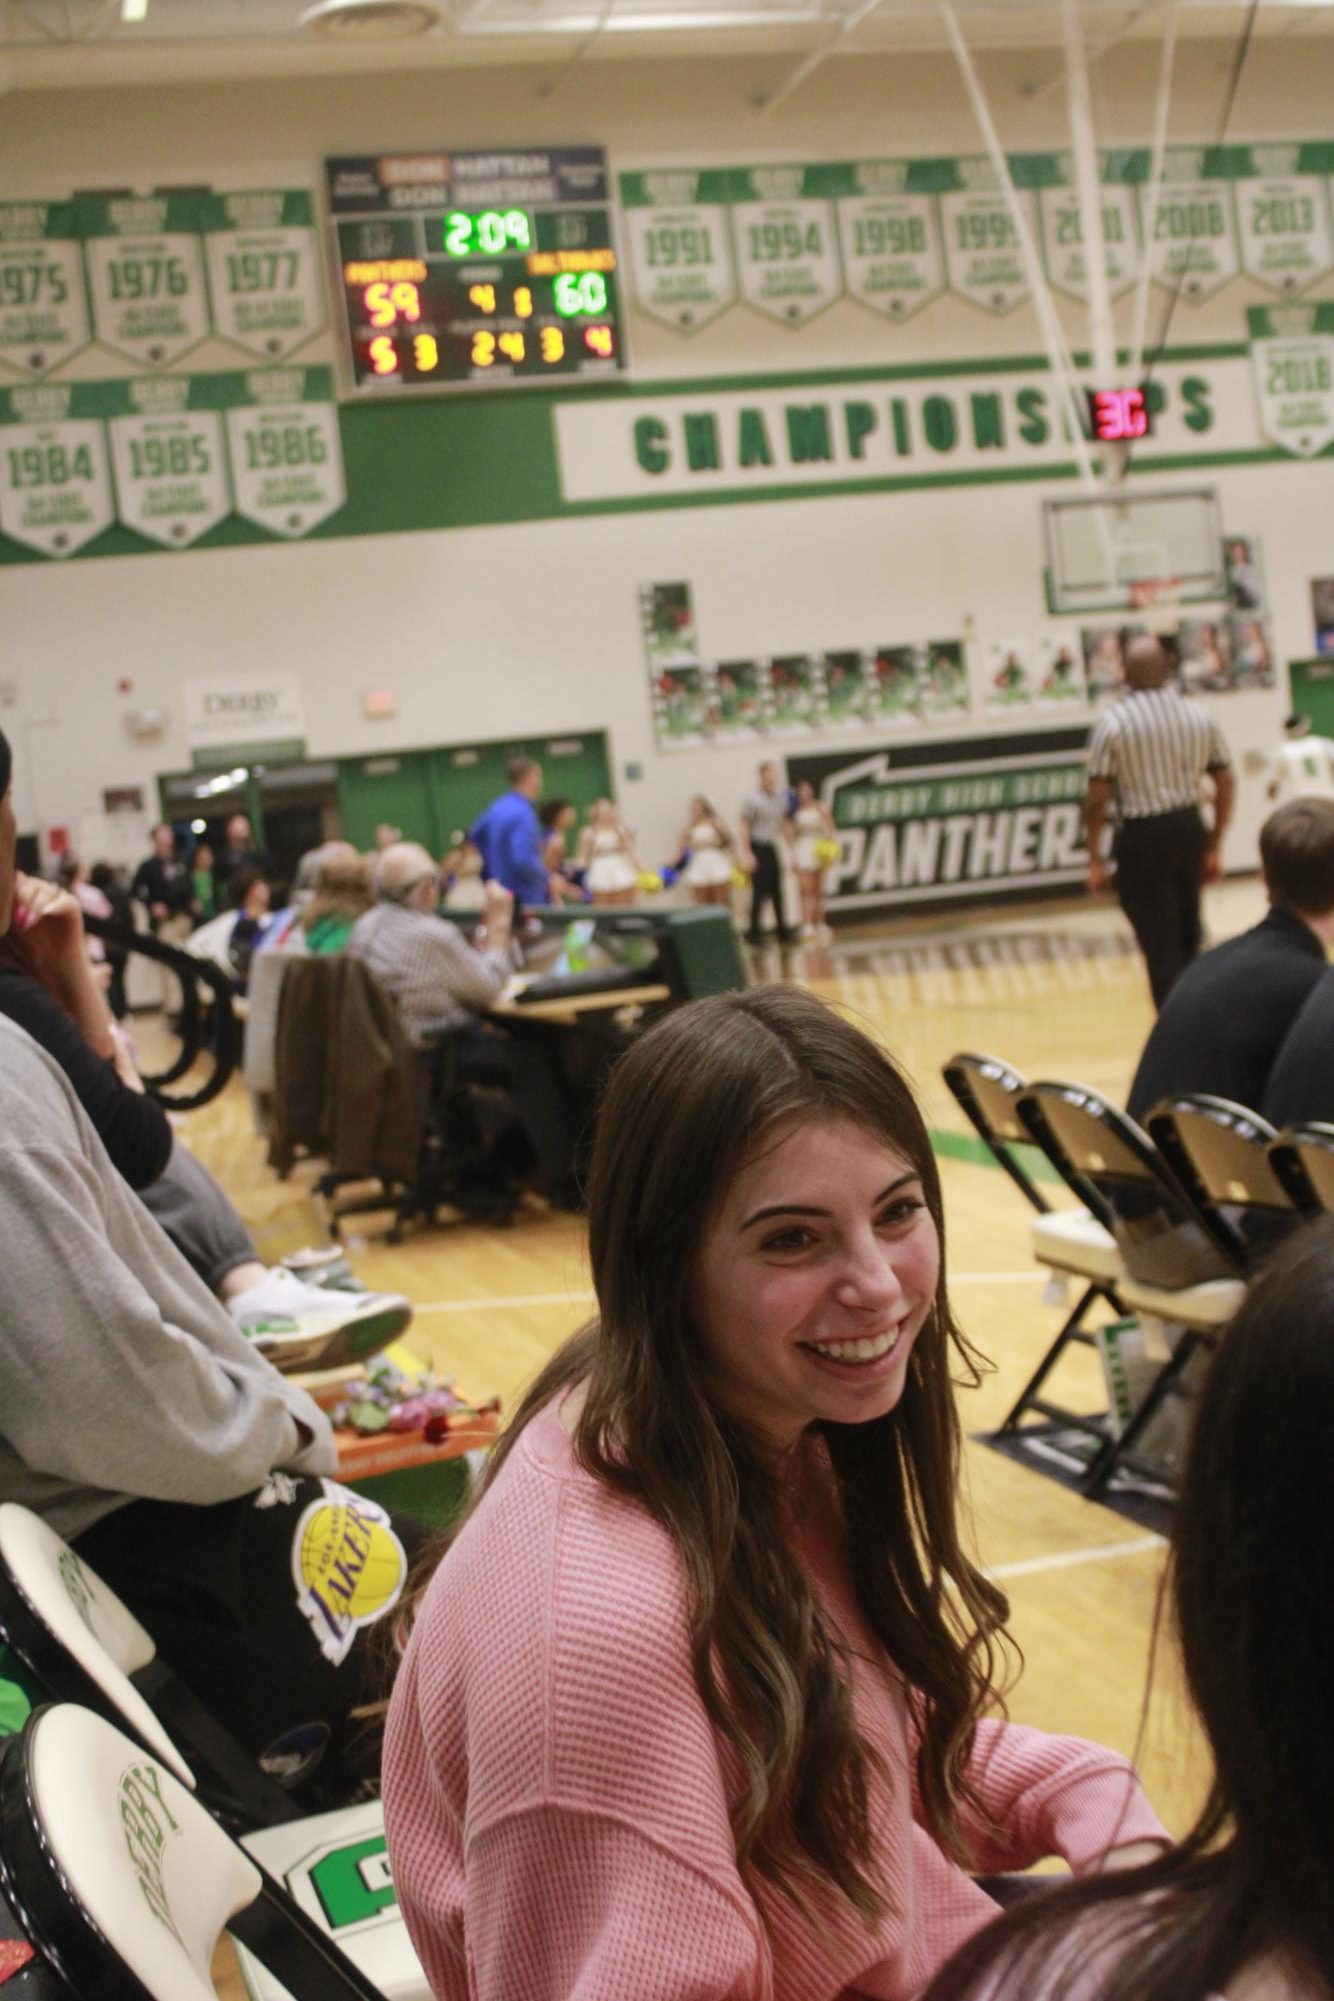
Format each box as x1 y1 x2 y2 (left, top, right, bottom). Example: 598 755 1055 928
2 45 1325 876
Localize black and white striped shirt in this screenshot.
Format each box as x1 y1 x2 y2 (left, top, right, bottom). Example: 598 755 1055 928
1086 687 1230 820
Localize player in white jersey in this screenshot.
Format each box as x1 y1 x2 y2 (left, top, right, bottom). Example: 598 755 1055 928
1267 713 1334 806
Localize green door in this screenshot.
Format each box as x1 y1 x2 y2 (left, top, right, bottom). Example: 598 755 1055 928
338 732 613 856
337 752 440 853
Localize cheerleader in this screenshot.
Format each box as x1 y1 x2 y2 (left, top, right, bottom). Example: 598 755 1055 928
577 798 640 907
674 794 735 907
792 779 837 940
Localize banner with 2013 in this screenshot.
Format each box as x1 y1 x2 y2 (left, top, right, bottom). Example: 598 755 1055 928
619 140 1334 332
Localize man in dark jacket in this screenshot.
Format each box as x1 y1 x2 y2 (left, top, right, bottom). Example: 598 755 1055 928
1127 797 1334 1122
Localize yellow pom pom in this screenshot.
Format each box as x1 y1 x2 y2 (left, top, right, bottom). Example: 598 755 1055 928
731 868 749 891
636 871 664 894
815 838 841 865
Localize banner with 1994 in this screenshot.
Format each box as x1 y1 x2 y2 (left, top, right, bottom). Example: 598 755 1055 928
789 727 1091 915
0 366 345 558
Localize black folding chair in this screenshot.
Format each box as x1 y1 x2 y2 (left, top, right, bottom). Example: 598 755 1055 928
942 1052 1052 1214
1016 1081 1244 1498
0 1705 385 2001
944 1055 1131 1453
1268 1122 1334 1220
1147 1095 1301 1275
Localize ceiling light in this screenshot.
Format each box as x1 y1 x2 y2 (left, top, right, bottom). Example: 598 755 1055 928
120 0 149 20
300 0 443 37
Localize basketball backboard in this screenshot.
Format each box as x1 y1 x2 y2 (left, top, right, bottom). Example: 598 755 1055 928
1043 488 1226 614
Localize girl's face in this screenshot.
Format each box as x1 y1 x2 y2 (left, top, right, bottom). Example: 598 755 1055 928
797 782 814 806
691 1116 940 1450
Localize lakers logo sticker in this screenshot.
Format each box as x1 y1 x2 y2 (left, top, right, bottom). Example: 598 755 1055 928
291 1482 407 1666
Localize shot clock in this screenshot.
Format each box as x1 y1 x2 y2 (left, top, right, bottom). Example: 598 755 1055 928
325 149 626 393
1087 385 1152 444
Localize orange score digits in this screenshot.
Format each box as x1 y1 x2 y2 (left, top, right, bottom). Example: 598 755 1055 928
363 279 421 328
368 332 440 376
467 283 534 318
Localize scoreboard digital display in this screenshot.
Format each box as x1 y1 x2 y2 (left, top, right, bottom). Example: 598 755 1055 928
325 148 626 394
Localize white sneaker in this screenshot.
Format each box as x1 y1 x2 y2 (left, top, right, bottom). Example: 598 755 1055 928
228 1267 413 1374
280 1245 360 1292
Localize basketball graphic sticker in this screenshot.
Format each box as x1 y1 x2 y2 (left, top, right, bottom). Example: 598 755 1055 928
291 1482 407 1666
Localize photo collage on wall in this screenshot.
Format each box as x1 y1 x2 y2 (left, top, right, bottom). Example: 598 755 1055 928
1078 536 1277 703
640 584 988 750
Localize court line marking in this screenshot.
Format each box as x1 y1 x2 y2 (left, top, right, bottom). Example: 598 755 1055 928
989 1535 1164 1581
408 1272 1042 1315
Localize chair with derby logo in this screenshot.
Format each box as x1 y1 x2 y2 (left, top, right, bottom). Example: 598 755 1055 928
0 1506 429 2001
0 1704 385 2000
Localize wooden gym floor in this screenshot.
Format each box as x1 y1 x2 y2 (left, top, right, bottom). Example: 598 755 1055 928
192 875 1268 1987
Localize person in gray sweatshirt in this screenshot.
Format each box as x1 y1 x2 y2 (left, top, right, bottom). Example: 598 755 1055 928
0 734 424 1804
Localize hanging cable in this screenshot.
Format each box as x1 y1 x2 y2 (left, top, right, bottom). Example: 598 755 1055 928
1136 0 1261 418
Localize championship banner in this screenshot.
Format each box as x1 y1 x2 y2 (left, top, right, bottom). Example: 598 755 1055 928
103 375 232 548
1140 148 1238 302
729 166 843 327
0 380 114 558
1036 153 1140 303
0 202 91 377
201 190 326 359
830 160 945 322
790 726 1091 914
938 158 1035 316
618 171 738 333
79 192 210 368
1247 301 1334 459
223 365 346 539
1233 143 1334 297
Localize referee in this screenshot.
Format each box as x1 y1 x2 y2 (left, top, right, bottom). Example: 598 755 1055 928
1085 635 1234 1010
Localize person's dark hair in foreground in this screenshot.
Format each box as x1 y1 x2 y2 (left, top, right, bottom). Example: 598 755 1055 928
924 1221 1334 2001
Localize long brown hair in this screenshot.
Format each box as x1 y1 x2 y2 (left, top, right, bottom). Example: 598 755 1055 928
448 985 1011 1926
923 1220 1334 2001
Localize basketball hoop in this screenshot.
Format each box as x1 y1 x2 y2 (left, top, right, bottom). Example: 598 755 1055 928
1127 577 1183 611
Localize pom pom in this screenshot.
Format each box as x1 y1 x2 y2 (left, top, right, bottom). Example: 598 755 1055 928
636 870 664 894
815 837 841 865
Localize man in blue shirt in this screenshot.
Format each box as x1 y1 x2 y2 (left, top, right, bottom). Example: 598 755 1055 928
469 756 553 911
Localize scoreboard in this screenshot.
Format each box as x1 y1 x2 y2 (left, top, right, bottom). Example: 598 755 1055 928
325 148 626 394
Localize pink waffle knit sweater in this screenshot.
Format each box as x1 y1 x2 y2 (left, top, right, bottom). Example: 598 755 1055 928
383 1402 1167 2001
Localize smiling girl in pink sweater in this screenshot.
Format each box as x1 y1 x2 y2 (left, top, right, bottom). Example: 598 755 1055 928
384 987 1166 2000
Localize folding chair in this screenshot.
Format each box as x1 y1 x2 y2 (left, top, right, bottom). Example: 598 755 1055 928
0 1704 384 2000
0 1506 429 2001
1016 1082 1245 1498
1267 1121 1334 1220
943 1053 1128 1448
1146 1095 1302 1275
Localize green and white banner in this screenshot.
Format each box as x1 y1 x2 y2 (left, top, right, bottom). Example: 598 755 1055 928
0 381 114 558
618 171 738 333
1140 149 1238 301
1037 154 1140 302
79 193 211 368
620 140 1334 333
0 364 343 557
831 161 945 322
104 376 231 548
201 190 325 360
729 167 843 327
224 366 345 539
1248 301 1334 459
937 160 1034 317
1235 144 1334 296
0 203 91 377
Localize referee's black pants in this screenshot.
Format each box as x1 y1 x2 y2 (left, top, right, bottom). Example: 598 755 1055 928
1113 807 1209 1011
747 840 793 944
